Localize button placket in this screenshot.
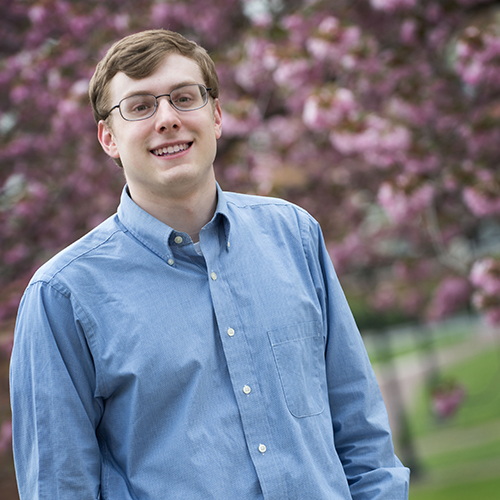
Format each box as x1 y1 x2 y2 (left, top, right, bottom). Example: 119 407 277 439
206 246 272 474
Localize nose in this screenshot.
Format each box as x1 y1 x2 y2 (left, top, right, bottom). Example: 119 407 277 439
154 96 181 132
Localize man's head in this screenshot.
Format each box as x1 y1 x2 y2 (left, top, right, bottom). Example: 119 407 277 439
89 29 219 125
90 30 222 202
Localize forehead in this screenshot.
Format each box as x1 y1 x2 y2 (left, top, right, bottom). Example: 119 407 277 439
108 53 205 101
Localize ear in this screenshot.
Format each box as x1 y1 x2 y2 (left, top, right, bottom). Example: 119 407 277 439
98 120 120 159
213 99 222 139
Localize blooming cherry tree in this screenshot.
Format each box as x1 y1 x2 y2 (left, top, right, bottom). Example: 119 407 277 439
2 0 500 330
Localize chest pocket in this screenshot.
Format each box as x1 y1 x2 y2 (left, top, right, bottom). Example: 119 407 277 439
268 321 325 418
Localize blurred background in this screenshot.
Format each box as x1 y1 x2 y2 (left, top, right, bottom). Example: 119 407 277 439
1 0 500 498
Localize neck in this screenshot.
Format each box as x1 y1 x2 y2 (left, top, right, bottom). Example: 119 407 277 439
128 177 218 243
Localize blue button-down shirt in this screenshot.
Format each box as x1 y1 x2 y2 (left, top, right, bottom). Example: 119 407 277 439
10 185 409 500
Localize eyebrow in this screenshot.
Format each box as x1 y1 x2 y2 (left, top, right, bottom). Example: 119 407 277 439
120 80 202 100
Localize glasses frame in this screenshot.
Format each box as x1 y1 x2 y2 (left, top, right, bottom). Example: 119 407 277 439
103 84 212 121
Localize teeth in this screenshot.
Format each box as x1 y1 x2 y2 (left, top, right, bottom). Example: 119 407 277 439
153 143 190 156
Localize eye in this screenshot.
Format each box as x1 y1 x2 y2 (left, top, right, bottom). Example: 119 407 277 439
173 93 195 104
133 103 151 112
131 101 153 113
171 86 203 109
122 95 155 116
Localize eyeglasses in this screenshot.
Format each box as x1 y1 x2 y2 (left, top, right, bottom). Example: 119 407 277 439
104 84 212 121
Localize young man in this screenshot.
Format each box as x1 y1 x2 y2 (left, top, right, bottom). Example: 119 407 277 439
10 29 410 499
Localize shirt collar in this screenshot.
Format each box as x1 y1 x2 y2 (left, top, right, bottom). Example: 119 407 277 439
117 184 231 260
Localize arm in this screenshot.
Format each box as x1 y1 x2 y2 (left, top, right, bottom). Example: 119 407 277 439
307 219 410 499
10 280 102 500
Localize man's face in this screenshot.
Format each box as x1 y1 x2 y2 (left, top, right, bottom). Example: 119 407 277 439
98 53 222 201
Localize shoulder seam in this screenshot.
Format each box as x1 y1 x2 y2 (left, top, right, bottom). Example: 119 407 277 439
225 196 309 214
31 227 124 286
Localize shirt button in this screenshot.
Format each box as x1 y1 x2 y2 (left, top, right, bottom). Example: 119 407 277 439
210 272 217 281
167 259 174 266
227 328 235 337
258 444 267 453
243 385 251 395
174 236 183 244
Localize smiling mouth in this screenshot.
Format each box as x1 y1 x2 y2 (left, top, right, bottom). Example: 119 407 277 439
151 142 192 157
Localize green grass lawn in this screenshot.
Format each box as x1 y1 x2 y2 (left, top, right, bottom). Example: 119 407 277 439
424 435 500 469
410 475 500 500
407 343 500 498
364 317 474 365
409 347 500 436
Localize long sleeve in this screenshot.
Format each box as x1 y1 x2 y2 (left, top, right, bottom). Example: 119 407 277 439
307 220 410 499
9 187 409 500
10 280 103 500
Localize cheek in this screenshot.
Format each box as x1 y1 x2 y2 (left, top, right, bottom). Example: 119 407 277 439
117 127 148 151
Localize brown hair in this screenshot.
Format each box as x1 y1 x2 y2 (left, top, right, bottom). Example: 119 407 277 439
88 29 219 124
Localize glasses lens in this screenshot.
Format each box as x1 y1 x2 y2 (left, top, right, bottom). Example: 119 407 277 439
120 95 157 120
170 85 207 111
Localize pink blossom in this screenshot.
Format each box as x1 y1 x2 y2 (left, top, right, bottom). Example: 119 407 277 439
470 259 500 295
378 182 434 223
2 0 500 333
393 260 434 281
306 21 361 64
456 40 472 59
71 79 89 97
330 114 411 168
249 12 272 28
455 32 500 87
425 2 443 23
459 59 483 86
318 16 340 36
306 38 333 62
265 116 303 148
463 187 500 217
0 421 12 454
273 58 312 89
343 26 362 48
386 97 430 126
150 3 188 25
328 233 369 274
220 100 262 138
432 382 465 419
371 283 398 311
303 87 357 131
401 19 417 44
427 277 472 321
112 14 130 31
10 85 30 104
193 10 220 35
4 245 29 265
69 16 93 37
248 151 283 195
234 38 276 91
340 54 357 70
281 14 311 45
404 155 440 174
484 307 500 325
28 5 46 24
0 335 13 356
